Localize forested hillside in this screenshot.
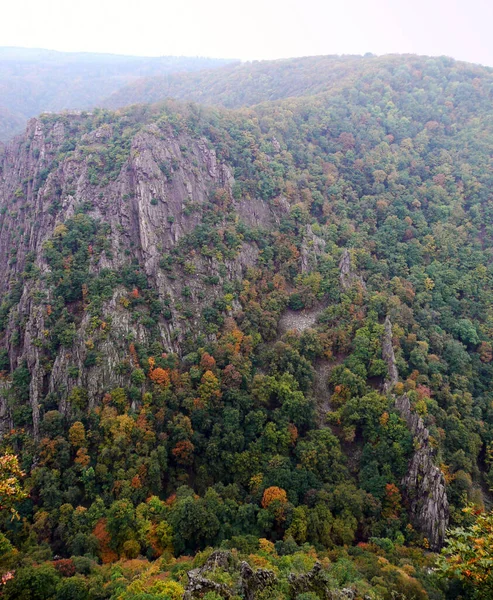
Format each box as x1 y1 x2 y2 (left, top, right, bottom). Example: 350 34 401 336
103 53 493 110
1 54 493 599
0 47 236 141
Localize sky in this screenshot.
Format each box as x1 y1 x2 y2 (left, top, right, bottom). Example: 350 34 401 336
2 0 493 66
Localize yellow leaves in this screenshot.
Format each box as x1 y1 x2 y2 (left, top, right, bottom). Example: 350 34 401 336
0 453 27 518
115 414 135 437
53 223 68 238
119 296 131 308
424 277 435 291
68 421 86 447
249 473 263 494
258 538 276 555
198 370 221 406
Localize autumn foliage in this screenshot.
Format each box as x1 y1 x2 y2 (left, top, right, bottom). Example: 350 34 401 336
93 518 118 564
261 486 288 508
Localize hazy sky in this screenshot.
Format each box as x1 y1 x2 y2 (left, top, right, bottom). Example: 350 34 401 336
2 0 493 66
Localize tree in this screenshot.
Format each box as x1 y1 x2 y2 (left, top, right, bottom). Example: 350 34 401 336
0 453 27 518
2 564 60 600
68 422 86 447
261 486 288 508
437 506 493 598
107 500 136 552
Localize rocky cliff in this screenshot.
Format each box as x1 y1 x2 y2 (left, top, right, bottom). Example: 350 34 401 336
0 112 283 436
382 318 449 550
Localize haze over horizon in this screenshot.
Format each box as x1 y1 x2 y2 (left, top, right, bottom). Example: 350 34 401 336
2 0 493 67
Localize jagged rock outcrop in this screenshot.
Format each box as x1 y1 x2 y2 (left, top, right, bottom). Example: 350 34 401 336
288 563 356 599
183 555 358 600
0 381 12 437
301 224 326 273
382 316 449 549
339 249 366 291
183 551 236 599
240 561 277 600
183 551 277 600
382 315 399 392
395 394 449 550
0 115 283 430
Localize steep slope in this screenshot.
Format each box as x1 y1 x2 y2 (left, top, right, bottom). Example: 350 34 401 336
0 110 274 436
1 54 493 597
0 47 237 141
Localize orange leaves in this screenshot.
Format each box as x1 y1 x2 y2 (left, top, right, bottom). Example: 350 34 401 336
479 342 493 363
150 367 171 387
261 486 288 509
439 506 493 590
258 538 276 554
148 356 172 387
261 486 289 523
74 448 90 467
131 475 142 489
93 518 118 564
129 343 140 368
172 440 194 466
382 483 402 520
200 352 216 371
416 385 431 400
68 421 86 447
332 384 350 407
287 423 298 445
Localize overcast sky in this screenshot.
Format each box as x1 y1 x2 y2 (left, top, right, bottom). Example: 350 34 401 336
2 0 493 66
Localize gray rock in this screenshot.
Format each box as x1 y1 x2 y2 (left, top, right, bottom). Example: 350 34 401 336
0 116 281 435
382 315 399 392
339 249 366 291
395 393 449 550
382 317 449 549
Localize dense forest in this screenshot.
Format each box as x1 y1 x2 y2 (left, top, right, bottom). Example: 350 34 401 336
1 53 493 599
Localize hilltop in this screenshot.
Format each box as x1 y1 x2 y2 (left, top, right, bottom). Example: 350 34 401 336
0 47 236 141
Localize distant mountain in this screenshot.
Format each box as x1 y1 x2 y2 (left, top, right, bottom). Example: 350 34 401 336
0 47 237 140
103 52 493 110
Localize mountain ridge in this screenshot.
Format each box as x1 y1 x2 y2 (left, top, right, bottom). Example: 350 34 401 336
1 52 493 598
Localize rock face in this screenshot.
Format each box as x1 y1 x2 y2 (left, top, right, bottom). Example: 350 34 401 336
240 561 277 600
301 224 326 273
0 115 280 436
288 563 355 599
183 551 277 600
382 315 399 392
183 551 237 599
395 394 449 550
382 317 449 550
339 249 366 291
183 553 358 600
